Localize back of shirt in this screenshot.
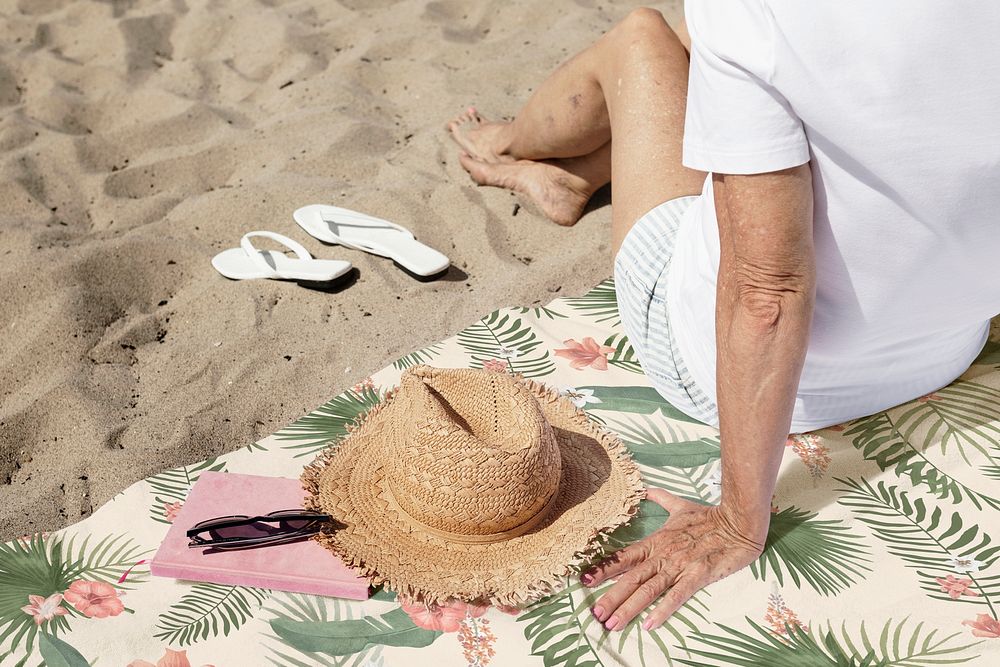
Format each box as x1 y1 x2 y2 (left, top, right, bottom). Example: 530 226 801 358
668 1 1000 431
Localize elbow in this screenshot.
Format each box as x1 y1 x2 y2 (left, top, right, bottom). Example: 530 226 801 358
733 263 815 333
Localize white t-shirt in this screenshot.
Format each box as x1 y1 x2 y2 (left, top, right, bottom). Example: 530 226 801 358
669 1 1000 432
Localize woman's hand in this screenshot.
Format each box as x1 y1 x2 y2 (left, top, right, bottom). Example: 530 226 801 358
581 488 767 631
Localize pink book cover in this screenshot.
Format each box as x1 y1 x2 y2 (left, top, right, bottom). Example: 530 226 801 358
150 471 370 600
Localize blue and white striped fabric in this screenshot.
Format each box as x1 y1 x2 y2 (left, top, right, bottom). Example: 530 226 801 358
614 196 720 427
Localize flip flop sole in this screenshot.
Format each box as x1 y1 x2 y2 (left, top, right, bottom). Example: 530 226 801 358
212 248 351 282
294 205 450 277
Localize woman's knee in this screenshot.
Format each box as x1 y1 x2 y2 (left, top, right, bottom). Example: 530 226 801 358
602 7 679 61
624 7 668 28
613 7 670 41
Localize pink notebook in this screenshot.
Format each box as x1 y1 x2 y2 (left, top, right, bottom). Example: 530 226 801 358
150 471 370 600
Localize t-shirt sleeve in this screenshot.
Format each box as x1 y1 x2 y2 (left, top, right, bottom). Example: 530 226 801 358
682 0 810 174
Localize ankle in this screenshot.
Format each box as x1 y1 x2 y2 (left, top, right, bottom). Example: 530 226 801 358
496 121 521 159
551 158 605 198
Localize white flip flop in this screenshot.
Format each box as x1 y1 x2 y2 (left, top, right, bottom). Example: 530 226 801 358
211 231 352 283
293 205 450 278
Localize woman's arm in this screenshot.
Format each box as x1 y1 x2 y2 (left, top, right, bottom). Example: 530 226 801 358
714 164 815 545
581 164 815 631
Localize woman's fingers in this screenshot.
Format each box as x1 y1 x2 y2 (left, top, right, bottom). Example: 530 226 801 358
602 569 677 631
591 558 660 626
641 574 704 630
581 540 649 587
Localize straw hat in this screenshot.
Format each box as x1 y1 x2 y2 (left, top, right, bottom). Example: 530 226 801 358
302 365 644 606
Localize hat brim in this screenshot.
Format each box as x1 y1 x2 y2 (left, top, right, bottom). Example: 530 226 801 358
301 376 645 607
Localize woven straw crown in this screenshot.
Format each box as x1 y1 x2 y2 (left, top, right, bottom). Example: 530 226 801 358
302 365 645 606
386 368 562 540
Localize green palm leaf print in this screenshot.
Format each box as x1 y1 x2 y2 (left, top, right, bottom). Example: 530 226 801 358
154 582 268 646
564 279 621 326
263 593 385 667
752 506 872 596
607 416 720 468
838 477 1000 613
0 532 146 657
604 333 643 374
519 579 707 667
680 617 982 667
845 413 1000 511
269 607 441 656
890 381 1000 465
514 305 568 320
146 456 226 524
604 416 720 502
392 341 443 370
275 385 383 457
456 309 555 377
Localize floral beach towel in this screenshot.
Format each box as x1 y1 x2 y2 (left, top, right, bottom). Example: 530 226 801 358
2 279 1000 666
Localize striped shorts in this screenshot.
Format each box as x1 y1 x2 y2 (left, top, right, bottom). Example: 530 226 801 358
613 195 720 427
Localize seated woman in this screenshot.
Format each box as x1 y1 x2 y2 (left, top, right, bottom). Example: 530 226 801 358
445 4 1000 633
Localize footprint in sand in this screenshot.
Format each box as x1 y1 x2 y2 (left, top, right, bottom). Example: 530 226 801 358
0 60 22 107
21 83 96 136
76 103 250 174
14 0 73 15
338 0 404 9
103 146 236 200
423 0 492 43
119 13 175 83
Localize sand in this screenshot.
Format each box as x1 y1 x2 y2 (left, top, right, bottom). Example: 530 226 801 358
0 0 683 540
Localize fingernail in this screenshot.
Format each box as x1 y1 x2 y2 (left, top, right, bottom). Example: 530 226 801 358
580 573 593 585
592 605 605 621
605 615 619 631
642 618 653 631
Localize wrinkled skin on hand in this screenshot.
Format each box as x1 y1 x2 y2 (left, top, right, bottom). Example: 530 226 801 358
581 488 766 632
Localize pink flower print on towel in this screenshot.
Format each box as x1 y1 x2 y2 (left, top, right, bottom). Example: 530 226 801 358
481 359 509 373
962 614 1000 639
554 337 616 370
401 599 489 633
128 648 216 667
63 580 125 619
936 575 981 600
21 593 68 625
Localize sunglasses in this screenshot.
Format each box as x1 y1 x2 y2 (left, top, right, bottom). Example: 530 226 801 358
186 509 334 550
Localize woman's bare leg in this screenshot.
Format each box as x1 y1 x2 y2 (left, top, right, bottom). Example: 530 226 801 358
448 8 704 251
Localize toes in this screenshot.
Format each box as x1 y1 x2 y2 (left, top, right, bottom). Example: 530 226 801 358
466 106 485 124
458 153 511 189
447 109 477 132
458 152 488 183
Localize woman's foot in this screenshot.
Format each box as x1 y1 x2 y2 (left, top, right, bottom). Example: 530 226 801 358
447 107 512 163
458 152 596 226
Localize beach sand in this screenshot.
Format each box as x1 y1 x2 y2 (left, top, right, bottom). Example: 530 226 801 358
0 0 682 540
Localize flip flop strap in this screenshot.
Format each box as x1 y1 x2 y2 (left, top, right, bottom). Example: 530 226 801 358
240 231 312 274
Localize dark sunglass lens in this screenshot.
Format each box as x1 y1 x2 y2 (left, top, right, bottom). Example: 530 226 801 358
208 520 281 540
279 518 314 531
190 515 247 532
